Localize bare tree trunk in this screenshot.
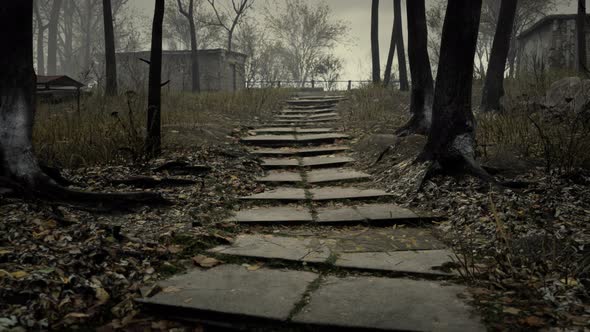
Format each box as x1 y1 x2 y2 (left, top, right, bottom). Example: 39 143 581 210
418 0 489 180
34 1 48 76
178 0 201 92
1 1 165 207
396 0 434 136
383 1 397 86
480 0 518 112
103 0 118 96
577 0 587 73
62 1 75 76
394 0 409 91
371 0 381 84
146 0 165 157
47 0 63 75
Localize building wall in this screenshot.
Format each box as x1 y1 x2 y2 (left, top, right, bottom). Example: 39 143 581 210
116 50 246 93
518 18 590 73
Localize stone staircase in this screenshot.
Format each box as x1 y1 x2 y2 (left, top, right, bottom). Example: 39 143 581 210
137 95 484 331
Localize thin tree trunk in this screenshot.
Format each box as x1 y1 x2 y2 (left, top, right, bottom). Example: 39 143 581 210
577 0 587 73
383 1 397 86
481 0 518 113
103 0 118 96
371 0 381 84
47 0 63 75
418 0 489 179
34 1 47 76
146 0 165 157
63 1 75 76
178 0 201 92
394 0 409 91
396 0 434 136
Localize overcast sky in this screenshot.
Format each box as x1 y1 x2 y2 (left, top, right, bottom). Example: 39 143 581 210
127 0 578 80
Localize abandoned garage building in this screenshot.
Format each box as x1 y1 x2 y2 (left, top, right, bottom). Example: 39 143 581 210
518 14 590 73
116 49 247 93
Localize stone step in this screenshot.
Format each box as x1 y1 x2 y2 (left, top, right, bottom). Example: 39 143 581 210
240 188 307 201
275 113 340 120
271 118 341 125
260 158 300 168
240 187 390 202
256 169 369 184
256 170 303 183
250 146 350 157
280 108 337 115
286 98 342 105
251 127 335 135
242 134 348 147
260 156 353 169
226 206 314 224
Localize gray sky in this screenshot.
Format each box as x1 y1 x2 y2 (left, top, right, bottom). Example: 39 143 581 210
128 0 577 80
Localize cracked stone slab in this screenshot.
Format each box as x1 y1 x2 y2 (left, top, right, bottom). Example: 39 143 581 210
309 187 391 201
138 264 318 322
354 204 421 224
227 206 313 224
301 156 354 167
329 228 447 252
306 169 371 184
315 207 365 224
296 133 349 143
256 171 303 183
335 250 456 276
208 234 333 263
241 135 297 145
292 276 484 331
260 158 300 168
249 146 350 157
240 188 307 201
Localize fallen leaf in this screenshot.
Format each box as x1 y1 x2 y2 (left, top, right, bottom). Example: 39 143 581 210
64 312 90 319
162 286 181 293
503 307 521 315
94 287 110 305
11 271 29 279
246 262 264 271
192 255 222 268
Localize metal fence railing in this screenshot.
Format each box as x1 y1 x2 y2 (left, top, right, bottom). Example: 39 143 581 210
246 80 400 91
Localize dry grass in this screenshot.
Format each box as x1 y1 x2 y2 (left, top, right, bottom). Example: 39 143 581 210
33 89 289 168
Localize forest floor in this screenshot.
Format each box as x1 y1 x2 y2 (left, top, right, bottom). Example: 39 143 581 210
0 88 589 331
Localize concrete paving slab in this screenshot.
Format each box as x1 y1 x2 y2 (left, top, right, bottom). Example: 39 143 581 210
256 171 303 183
308 113 339 119
209 234 333 263
139 264 318 322
294 128 335 134
301 156 354 167
251 127 295 134
306 169 371 184
227 206 313 224
335 250 456 276
240 188 307 201
355 204 420 224
260 158 300 168
315 207 365 224
275 114 309 119
296 133 349 143
292 276 484 331
241 135 297 145
309 187 391 201
328 228 447 252
272 118 340 124
287 98 342 105
281 109 336 114
249 146 350 157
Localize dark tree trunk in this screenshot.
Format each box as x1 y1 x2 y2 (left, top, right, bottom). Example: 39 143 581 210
146 0 165 157
0 1 165 207
47 0 63 75
383 1 397 87
577 0 587 73
418 0 488 179
62 1 75 76
393 0 409 91
371 0 381 84
178 0 201 93
480 0 518 113
103 0 118 96
34 1 48 76
396 0 434 136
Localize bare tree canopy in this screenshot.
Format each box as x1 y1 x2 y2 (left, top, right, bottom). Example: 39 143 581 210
206 0 254 51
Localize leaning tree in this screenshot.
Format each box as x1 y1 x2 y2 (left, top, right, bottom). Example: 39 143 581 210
145 0 165 157
418 0 491 180
384 0 409 89
0 1 163 207
395 0 434 136
480 0 518 113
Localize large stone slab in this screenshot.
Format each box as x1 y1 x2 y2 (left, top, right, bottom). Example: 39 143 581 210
209 234 333 263
256 171 303 183
296 133 349 143
301 156 354 167
286 98 341 105
139 264 318 322
292 276 484 331
241 135 297 146
249 146 350 157
308 113 339 119
294 128 335 134
227 206 313 224
251 127 295 134
315 207 365 224
354 204 420 224
306 169 371 184
272 118 340 125
260 158 300 168
309 187 391 201
241 188 307 201
281 109 336 115
328 228 447 252
335 250 456 276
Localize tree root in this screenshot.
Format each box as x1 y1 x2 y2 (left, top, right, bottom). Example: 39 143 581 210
110 176 196 188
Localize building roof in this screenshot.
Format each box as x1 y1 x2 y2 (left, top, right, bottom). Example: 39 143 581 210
518 14 590 40
37 75 85 88
116 48 248 58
